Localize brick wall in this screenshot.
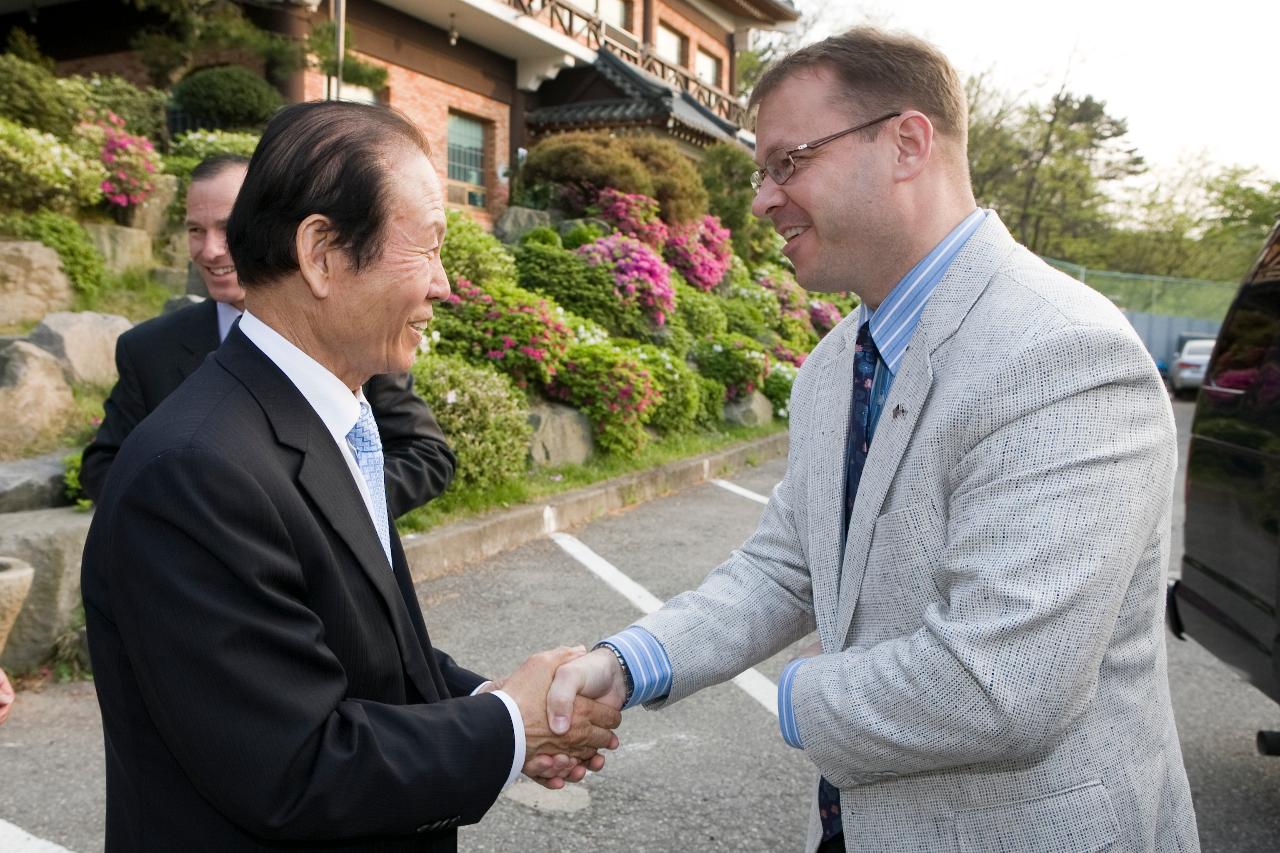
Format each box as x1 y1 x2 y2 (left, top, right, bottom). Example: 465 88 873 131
655 0 731 91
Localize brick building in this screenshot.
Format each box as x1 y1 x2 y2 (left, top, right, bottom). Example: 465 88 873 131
0 0 798 227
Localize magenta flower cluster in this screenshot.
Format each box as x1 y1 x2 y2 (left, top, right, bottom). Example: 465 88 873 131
93 112 157 208
771 342 807 368
441 277 572 388
596 188 668 248
664 214 732 292
577 234 676 328
808 300 844 337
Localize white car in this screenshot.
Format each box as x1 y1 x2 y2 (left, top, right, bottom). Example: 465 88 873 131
1169 339 1216 396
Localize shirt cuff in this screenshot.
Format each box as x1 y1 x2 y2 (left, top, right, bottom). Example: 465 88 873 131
777 658 806 749
472 685 525 791
599 626 673 709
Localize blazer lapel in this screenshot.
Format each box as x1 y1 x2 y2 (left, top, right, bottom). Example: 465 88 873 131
804 318 856 648
831 213 1024 643
215 329 439 702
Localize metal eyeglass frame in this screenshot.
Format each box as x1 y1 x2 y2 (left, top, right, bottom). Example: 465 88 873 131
750 112 902 191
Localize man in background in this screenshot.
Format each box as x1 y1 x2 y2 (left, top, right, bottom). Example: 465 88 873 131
80 154 455 514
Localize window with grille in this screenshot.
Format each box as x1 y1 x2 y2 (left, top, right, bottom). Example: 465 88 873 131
447 113 487 208
695 49 722 88
655 23 687 67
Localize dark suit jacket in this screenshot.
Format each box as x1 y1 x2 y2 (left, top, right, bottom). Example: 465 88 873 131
81 328 512 852
80 298 455 515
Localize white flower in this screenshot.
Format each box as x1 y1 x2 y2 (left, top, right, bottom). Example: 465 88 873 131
445 390 459 405
712 344 723 353
431 330 440 342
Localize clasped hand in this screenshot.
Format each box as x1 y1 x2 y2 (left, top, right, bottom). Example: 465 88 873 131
488 646 624 790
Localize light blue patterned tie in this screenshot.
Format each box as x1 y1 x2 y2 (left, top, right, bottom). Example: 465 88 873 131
346 402 392 568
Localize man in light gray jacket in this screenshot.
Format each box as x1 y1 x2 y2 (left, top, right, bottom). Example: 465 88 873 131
548 26 1199 853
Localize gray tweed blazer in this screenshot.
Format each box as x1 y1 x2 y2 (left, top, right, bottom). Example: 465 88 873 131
638 214 1199 852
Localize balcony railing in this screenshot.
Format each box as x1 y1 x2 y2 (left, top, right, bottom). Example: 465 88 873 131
506 0 747 127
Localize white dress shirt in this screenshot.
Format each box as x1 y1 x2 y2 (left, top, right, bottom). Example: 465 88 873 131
215 300 242 344
236 309 525 790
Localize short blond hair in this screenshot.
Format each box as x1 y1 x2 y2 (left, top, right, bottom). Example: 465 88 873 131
751 26 968 146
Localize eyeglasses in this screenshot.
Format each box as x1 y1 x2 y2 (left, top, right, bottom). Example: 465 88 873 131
750 112 902 191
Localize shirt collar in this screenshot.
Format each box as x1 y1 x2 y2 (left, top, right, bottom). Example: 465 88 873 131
215 301 242 344
237 310 366 444
858 207 988 374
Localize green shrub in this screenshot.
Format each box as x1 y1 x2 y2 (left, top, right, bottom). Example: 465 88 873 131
690 333 769 402
519 131 654 215
516 241 623 334
433 276 573 389
169 128 262 162
673 278 728 339
62 450 92 510
762 362 798 420
0 54 88 139
411 353 531 491
442 208 517 289
0 211 104 297
80 74 170 146
699 141 778 263
552 341 660 456
720 295 770 341
519 226 562 248
307 21 389 92
561 220 606 249
622 135 708 225
635 344 700 435
649 315 692 358
778 314 819 352
171 65 283 130
0 119 105 213
695 375 726 428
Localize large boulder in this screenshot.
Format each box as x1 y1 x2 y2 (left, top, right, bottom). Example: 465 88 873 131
0 557 35 658
494 206 553 244
0 239 73 327
83 222 153 272
0 342 75 460
724 390 774 428
0 451 70 513
0 507 93 670
126 173 179 238
30 311 132 386
527 400 594 467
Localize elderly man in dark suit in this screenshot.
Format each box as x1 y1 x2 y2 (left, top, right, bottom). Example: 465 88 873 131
79 155 455 514
81 102 620 852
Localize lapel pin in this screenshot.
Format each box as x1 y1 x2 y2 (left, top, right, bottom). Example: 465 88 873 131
892 404 906 419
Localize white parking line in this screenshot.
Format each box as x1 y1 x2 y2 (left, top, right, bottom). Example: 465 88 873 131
550 532 779 717
0 819 76 853
711 479 769 505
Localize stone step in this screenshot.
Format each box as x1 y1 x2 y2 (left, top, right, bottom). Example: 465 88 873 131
0 451 71 513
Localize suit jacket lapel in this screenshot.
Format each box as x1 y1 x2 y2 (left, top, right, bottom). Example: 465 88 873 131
215 329 439 702
830 213 1023 643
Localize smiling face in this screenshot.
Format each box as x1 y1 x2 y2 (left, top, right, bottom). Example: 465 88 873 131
187 165 248 308
323 147 450 384
750 68 901 296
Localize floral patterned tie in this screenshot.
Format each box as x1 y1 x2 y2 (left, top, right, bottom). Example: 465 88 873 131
822 321 881 843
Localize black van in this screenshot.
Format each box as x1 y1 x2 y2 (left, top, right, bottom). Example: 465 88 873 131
1169 219 1280 751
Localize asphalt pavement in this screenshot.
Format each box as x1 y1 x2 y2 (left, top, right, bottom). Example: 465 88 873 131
2 399 1278 852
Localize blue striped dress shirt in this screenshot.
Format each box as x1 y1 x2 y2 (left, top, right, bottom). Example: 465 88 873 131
605 209 989 743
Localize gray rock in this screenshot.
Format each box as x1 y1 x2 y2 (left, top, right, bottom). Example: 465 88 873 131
0 507 93 671
724 390 774 428
0 239 73 327
126 173 178 238
185 261 208 297
153 265 189 294
30 311 133 387
527 400 594 467
494 206 553 244
83 222 153 273
164 294 205 314
0 557 35 659
0 451 70 513
0 341 75 460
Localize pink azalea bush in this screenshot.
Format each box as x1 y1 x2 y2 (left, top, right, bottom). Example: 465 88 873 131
595 188 668 248
432 277 574 389
551 341 661 456
577 234 676 329
79 112 157 209
808 299 844 337
664 214 732 292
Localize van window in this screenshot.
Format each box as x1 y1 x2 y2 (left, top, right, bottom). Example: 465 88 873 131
1200 280 1280 452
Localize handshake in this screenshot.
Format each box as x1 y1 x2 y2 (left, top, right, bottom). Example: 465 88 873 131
484 646 630 789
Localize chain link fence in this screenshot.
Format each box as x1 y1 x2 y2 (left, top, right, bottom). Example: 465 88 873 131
1043 257 1238 322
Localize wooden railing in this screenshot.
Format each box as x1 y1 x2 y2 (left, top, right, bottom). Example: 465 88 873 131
505 0 747 127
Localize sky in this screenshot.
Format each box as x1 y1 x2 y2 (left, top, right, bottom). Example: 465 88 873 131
790 0 1279 182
